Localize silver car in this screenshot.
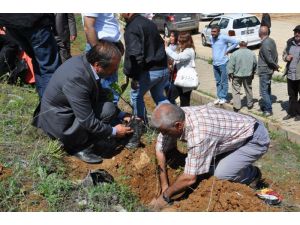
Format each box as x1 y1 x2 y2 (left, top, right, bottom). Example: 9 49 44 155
201 13 261 47
152 13 199 37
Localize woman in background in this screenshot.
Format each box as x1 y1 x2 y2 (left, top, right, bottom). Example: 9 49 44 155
165 31 196 106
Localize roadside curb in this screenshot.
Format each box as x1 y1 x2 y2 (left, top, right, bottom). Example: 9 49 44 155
191 90 300 145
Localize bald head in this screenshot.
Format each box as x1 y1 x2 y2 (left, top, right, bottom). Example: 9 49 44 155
259 26 269 39
151 103 185 129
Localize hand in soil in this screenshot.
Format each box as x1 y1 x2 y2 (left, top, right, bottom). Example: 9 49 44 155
114 124 133 138
149 195 168 211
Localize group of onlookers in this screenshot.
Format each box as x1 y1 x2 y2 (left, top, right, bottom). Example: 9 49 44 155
210 22 300 121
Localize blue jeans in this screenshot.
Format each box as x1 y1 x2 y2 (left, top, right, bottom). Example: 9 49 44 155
7 26 61 98
86 43 120 105
259 74 273 113
131 68 170 122
213 63 228 100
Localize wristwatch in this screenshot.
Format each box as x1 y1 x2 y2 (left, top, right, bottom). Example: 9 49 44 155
162 192 173 205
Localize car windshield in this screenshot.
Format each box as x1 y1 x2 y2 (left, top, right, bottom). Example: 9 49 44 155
219 18 229 29
233 16 260 29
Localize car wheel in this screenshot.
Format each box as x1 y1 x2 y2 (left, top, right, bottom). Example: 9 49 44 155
201 35 207 46
164 25 170 37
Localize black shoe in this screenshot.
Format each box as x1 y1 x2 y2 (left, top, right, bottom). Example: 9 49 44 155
283 114 294 120
295 115 300 121
247 104 254 110
248 166 262 189
74 147 103 164
125 118 144 149
233 107 240 112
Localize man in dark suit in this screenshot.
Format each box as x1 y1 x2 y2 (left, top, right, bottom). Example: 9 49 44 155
258 26 279 117
34 40 133 163
54 13 77 63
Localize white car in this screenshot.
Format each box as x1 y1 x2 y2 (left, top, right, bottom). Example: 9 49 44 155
201 13 261 47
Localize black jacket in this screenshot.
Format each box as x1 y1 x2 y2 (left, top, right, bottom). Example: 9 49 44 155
261 13 271 28
54 13 77 43
258 37 278 74
123 14 167 80
0 13 54 29
36 55 114 151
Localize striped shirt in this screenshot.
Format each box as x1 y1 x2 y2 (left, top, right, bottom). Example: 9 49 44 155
156 105 256 175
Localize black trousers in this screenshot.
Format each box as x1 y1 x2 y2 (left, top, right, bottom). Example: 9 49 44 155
168 84 192 107
287 78 300 116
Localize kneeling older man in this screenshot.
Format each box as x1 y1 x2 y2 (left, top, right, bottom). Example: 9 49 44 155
34 40 133 163
150 103 269 209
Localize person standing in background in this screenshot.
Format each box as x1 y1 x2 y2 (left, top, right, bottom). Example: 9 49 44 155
121 13 170 123
0 13 61 98
210 25 238 105
257 26 279 117
261 13 271 35
282 25 300 121
227 38 257 112
82 13 124 105
54 13 77 63
165 31 196 106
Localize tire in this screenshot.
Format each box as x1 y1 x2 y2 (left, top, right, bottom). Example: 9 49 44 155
164 25 170 37
201 35 207 46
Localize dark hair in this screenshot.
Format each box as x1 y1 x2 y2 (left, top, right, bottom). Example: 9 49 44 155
178 31 195 50
86 40 121 69
211 25 220 31
169 31 178 45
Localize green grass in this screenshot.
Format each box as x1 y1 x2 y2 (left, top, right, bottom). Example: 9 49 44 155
257 130 300 210
272 74 287 83
0 16 146 211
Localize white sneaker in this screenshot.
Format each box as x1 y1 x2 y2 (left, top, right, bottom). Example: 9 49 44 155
214 99 220 105
219 99 226 105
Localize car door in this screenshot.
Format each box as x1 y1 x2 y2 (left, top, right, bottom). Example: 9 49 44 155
204 17 221 44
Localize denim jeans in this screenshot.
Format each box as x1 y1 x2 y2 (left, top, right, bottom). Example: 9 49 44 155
7 26 61 98
213 63 228 100
259 73 273 113
131 68 170 122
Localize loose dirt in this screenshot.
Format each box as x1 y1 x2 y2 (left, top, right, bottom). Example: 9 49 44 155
65 137 279 212
0 163 12 181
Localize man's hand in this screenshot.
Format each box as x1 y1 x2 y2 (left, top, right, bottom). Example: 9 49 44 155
286 54 293 62
70 35 77 42
114 124 133 138
149 195 168 211
164 38 169 48
131 79 139 90
0 26 6 35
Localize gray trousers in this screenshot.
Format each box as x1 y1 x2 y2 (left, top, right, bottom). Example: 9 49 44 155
213 120 269 184
231 76 253 110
